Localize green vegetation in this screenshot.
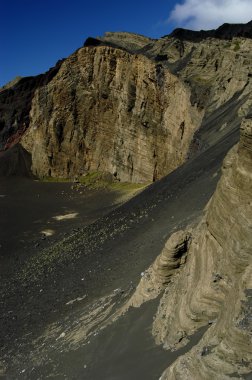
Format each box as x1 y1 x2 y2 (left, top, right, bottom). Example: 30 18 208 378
224 40 241 51
39 171 148 191
78 171 109 188
191 75 212 85
79 171 148 192
39 176 71 183
109 181 146 191
224 42 231 49
233 41 240 51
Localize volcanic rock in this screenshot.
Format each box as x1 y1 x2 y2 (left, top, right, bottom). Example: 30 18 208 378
21 46 201 182
152 118 252 379
1 21 252 182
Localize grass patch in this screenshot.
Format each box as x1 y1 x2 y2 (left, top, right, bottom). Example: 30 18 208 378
191 75 212 85
38 171 148 192
224 42 231 48
78 171 108 188
233 41 240 51
109 181 147 192
79 171 148 192
39 176 71 183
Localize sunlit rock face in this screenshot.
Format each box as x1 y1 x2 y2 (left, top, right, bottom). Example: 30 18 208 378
151 118 252 379
2 22 252 182
21 46 201 183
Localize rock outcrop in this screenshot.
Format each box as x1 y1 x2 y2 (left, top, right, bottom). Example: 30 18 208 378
148 118 252 379
120 230 192 310
169 20 252 41
2 21 252 181
102 24 252 153
0 61 63 152
102 27 252 160
21 46 201 182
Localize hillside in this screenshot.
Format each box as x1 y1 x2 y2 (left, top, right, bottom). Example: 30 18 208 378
0 21 252 380
1 21 252 182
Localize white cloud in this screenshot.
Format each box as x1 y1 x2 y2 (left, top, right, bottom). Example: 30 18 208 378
168 0 252 30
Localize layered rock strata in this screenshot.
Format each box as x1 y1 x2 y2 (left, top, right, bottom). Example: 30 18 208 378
102 26 252 122
21 46 201 182
0 22 252 182
118 118 251 378
150 118 252 379
1 22 252 182
123 230 192 309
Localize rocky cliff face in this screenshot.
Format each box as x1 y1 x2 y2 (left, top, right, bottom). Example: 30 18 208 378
101 22 252 155
157 119 252 380
1 21 252 182
128 118 252 379
0 61 63 152
104 25 252 118
21 46 200 182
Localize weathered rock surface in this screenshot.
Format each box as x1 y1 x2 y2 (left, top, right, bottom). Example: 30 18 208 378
102 23 252 154
0 61 63 152
2 21 252 182
149 118 252 379
119 230 192 310
152 229 191 284
1 21 252 380
20 46 200 182
98 31 154 52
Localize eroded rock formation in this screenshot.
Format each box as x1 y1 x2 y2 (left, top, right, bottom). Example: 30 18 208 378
20 46 201 182
122 230 192 309
0 61 63 152
147 118 252 379
2 22 252 181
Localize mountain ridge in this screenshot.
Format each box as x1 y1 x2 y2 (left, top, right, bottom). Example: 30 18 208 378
1 21 252 379
169 20 252 41
1 20 252 182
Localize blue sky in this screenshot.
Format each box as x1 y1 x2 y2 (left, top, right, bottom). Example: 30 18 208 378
1 0 252 87
0 0 178 87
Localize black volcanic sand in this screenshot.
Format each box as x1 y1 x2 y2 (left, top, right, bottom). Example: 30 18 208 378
7 298 208 380
0 130 238 379
0 179 134 275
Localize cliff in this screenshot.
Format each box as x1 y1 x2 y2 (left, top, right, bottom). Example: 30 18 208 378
127 118 252 379
101 23 252 153
0 61 63 153
21 46 200 182
1 21 252 379
1 21 252 182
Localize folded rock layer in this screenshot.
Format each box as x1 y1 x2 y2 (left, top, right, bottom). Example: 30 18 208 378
152 118 252 379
